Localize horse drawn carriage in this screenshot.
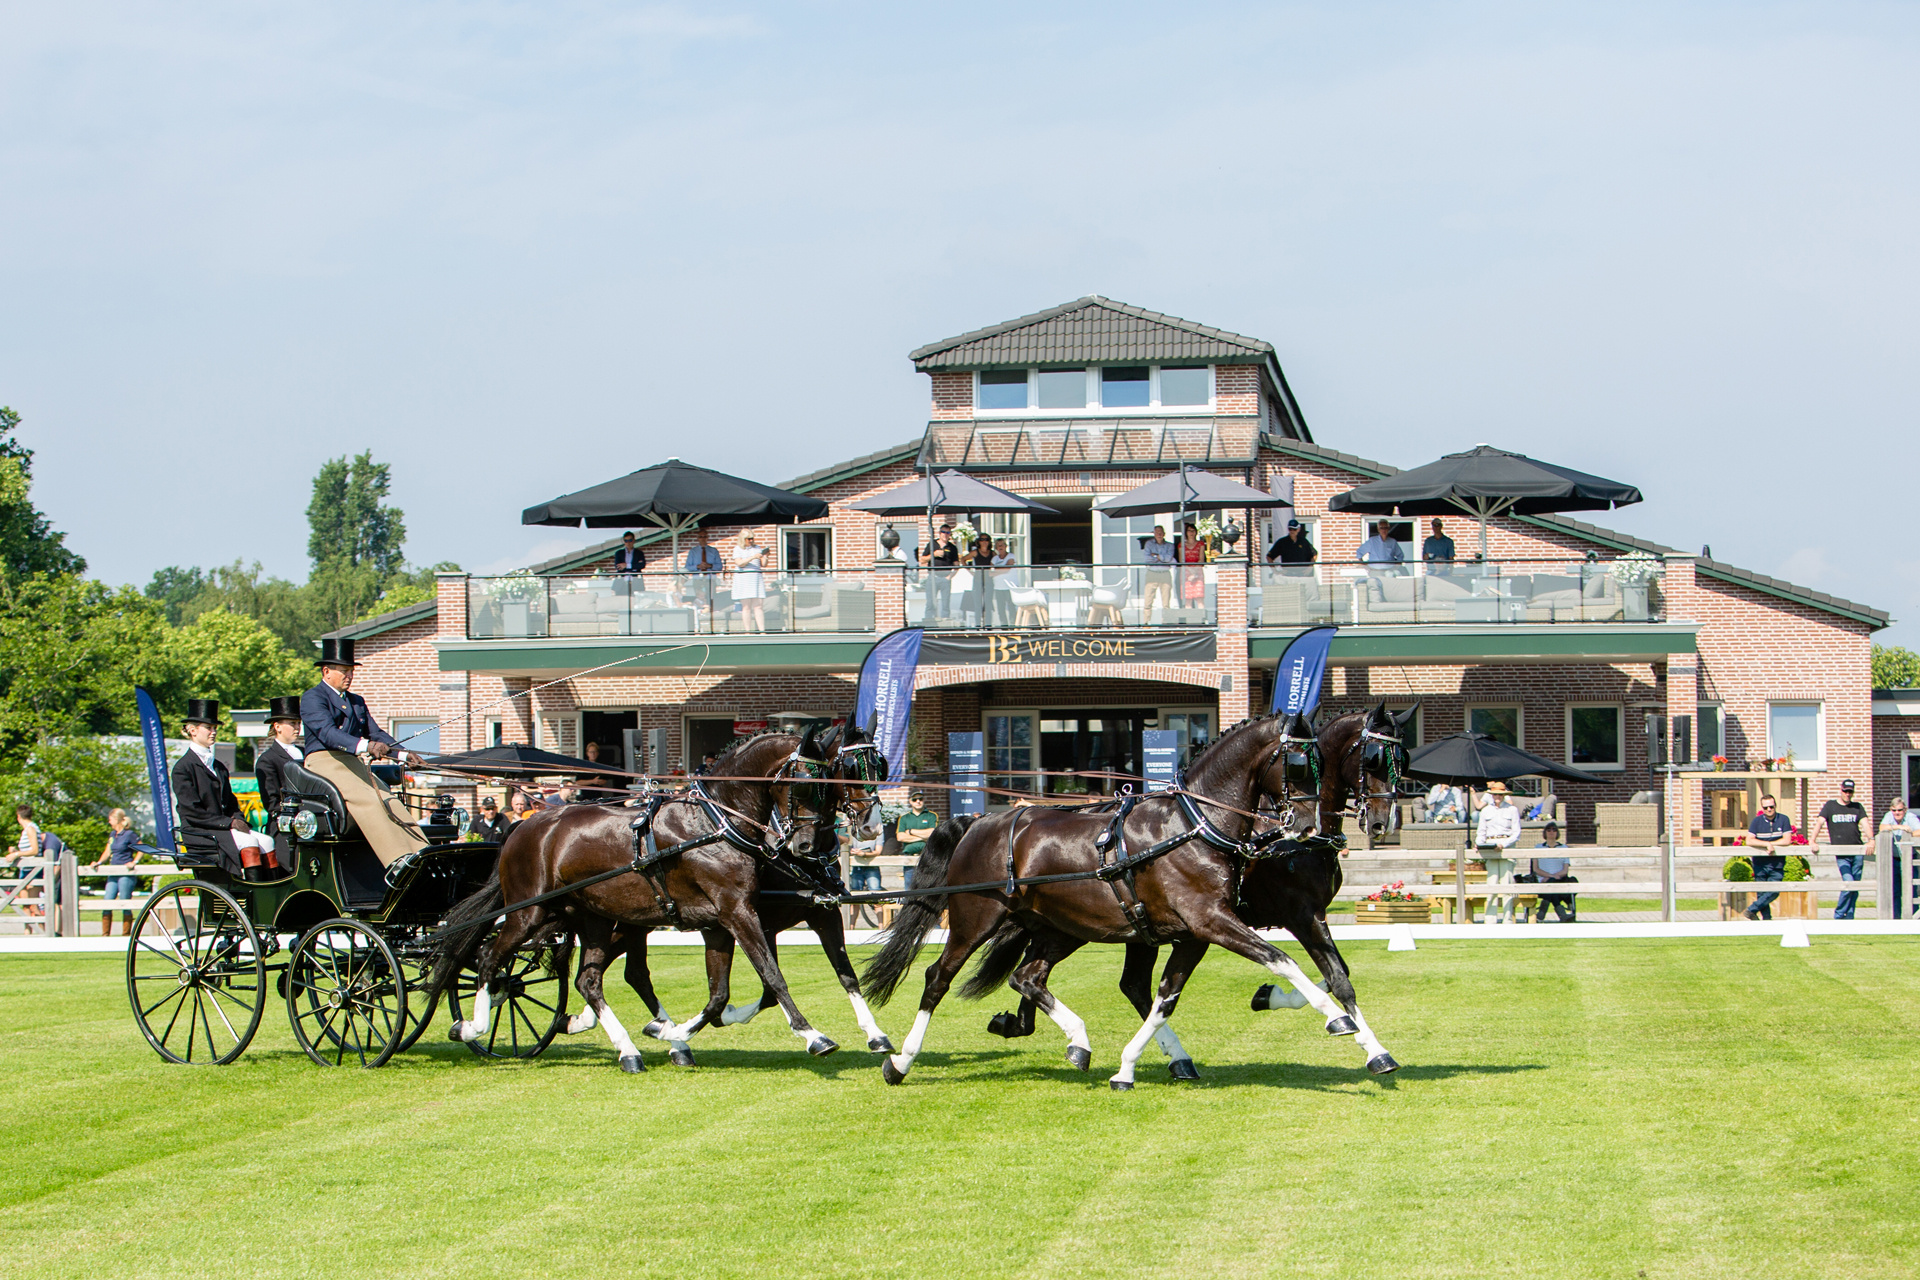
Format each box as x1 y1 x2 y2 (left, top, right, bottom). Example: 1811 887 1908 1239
127 759 569 1068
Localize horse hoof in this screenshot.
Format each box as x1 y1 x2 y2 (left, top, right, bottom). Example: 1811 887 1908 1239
1168 1058 1201 1082
881 1057 907 1085
668 1046 696 1068
1326 1015 1359 1037
1109 1079 1134 1092
447 1024 467 1042
868 1035 894 1054
808 1036 840 1057
1066 1045 1092 1071
618 1054 645 1074
1366 1053 1400 1075
987 1012 1033 1039
1251 984 1276 1012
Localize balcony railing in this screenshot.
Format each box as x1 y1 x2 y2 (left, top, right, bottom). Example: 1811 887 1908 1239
1249 557 1665 627
910 563 1215 630
466 571 879 640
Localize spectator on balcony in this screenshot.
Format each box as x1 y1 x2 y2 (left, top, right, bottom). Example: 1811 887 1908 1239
91 808 142 935
1422 519 1457 570
1358 520 1406 572
611 531 647 575
1265 518 1317 578
1821 779 1867 920
919 525 959 622
1179 522 1206 609
1741 794 1793 920
731 532 769 633
680 529 724 615
1529 823 1577 923
962 535 995 626
1141 526 1176 616
990 539 1018 626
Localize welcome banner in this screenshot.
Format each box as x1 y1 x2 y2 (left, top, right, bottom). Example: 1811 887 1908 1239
919 630 1216 666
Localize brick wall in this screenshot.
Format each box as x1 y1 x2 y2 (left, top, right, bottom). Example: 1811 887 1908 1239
1215 363 1259 416
1873 716 1920 810
931 372 972 420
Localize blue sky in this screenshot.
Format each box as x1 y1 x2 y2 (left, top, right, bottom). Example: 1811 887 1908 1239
4 2 1916 642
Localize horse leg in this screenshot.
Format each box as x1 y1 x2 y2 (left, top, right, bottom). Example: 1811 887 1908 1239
883 896 1008 1084
721 929 775 1026
1004 929 1094 1071
1200 909 1399 1075
716 903 839 1057
449 908 543 1043
1109 937 1210 1091
669 928 735 1041
810 905 893 1053
1119 941 1199 1080
570 918 645 1073
986 933 1045 1039
622 930 696 1066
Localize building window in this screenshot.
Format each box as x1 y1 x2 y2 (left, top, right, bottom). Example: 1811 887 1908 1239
976 369 1029 411
1468 704 1522 747
1695 703 1722 763
783 527 831 573
487 718 505 747
1037 369 1088 410
393 718 440 757
978 512 1029 568
1159 366 1211 406
1767 701 1823 768
1384 703 1423 747
1100 366 1150 408
1566 704 1623 771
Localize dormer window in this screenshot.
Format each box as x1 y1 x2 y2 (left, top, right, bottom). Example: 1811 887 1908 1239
1159 366 1210 406
1100 367 1150 408
972 365 1215 413
977 369 1028 410
1036 369 1086 409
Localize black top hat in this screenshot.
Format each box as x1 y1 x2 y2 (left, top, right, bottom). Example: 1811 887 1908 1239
268 695 302 724
183 698 221 726
316 636 359 668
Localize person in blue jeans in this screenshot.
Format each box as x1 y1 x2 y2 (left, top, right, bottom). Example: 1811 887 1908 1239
1820 780 1868 920
90 808 143 936
1744 795 1794 920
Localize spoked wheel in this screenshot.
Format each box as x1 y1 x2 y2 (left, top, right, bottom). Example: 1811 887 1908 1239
447 938 571 1060
286 919 408 1068
127 880 265 1065
391 958 438 1055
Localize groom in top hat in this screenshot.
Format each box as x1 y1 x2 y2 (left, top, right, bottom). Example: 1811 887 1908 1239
170 698 286 882
299 637 430 865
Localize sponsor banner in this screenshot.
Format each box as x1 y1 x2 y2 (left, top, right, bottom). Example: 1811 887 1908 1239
134 687 178 853
948 731 985 816
1270 625 1339 717
919 630 1216 666
1142 729 1180 792
855 627 925 784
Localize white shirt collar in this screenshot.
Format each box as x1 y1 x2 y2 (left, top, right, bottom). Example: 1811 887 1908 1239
189 743 217 771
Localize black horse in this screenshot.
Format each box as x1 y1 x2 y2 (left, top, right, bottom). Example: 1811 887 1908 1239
961 704 1414 1079
421 728 854 1071
861 709 1404 1089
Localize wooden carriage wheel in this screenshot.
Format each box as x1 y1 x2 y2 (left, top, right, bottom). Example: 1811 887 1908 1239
127 880 266 1066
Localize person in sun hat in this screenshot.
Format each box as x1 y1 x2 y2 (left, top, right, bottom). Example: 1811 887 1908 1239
299 636 429 866
170 698 286 882
1474 781 1523 923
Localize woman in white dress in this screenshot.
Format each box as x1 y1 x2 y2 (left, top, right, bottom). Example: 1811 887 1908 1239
732 532 768 632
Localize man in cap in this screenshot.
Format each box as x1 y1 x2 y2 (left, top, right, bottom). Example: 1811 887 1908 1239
299 637 429 866
170 699 286 882
1266 518 1317 573
1820 779 1868 920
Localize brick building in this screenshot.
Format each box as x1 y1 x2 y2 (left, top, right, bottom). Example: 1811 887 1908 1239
329 296 1893 842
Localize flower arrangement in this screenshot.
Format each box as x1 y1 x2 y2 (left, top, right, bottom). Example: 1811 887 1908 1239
1058 566 1087 582
1362 880 1424 903
1711 755 1728 771
492 570 545 604
1607 551 1665 589
950 520 978 552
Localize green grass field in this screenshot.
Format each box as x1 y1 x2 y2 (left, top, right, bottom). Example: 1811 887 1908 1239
5 938 1917 1279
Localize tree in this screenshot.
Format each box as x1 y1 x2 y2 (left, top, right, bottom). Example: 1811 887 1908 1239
1874 644 1920 690
0 575 171 753
0 736 149 854
308 452 406 581
164 608 313 736
0 407 86 581
144 565 207 625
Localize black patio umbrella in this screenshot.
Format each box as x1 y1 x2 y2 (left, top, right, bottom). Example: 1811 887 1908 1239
1095 464 1291 547
1404 732 1599 787
423 744 623 778
522 458 828 562
847 469 1059 547
1327 444 1642 564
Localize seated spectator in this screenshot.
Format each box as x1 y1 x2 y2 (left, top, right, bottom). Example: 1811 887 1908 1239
1529 823 1576 923
1425 782 1466 823
470 795 509 842
91 808 142 936
1266 518 1317 575
504 791 531 826
1422 518 1457 566
1357 519 1406 570
1742 794 1793 920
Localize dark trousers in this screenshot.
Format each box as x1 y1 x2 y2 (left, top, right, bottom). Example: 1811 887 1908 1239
1534 876 1577 922
1833 852 1863 920
1748 855 1786 918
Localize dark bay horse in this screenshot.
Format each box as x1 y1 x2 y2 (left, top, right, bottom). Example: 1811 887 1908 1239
422 729 852 1072
861 711 1403 1089
964 704 1415 1078
561 723 895 1062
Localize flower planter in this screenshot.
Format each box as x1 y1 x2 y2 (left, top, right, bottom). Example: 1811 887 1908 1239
1354 901 1432 926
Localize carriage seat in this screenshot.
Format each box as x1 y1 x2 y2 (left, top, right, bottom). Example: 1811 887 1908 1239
276 761 356 838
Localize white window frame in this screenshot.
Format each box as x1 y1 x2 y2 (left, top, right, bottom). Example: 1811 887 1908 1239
1466 703 1524 749
782 524 834 574
486 718 506 748
1564 703 1624 772
1766 700 1825 770
973 366 1215 417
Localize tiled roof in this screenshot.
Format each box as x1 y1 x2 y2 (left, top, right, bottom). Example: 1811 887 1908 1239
911 296 1274 371
319 598 439 642
1258 435 1890 629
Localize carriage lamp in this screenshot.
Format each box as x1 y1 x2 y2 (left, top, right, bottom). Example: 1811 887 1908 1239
292 809 320 841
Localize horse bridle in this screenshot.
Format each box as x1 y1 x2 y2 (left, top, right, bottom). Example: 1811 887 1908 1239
1351 726 1409 819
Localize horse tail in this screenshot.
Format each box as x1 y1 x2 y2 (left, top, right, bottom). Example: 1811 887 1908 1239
860 814 975 1005
417 865 507 1021
957 917 1031 1001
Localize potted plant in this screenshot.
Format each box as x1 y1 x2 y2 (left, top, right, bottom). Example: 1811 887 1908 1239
492 570 546 637
1607 551 1664 621
1353 881 1431 925
1711 755 1728 773
1720 853 1752 920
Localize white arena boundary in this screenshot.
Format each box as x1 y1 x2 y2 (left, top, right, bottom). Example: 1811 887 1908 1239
8 921 1920 955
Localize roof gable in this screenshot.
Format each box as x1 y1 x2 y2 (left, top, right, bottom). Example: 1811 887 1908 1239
911 296 1274 371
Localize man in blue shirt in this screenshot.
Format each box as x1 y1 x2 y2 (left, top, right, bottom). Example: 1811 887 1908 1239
1422 519 1457 565
1743 794 1794 920
680 529 724 613
1357 520 1405 569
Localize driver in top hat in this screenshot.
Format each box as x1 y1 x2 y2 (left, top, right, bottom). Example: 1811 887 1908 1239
298 636 430 866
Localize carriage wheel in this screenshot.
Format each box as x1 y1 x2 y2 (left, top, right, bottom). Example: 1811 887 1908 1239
286 919 408 1068
390 957 445 1055
446 939 570 1060
126 880 265 1066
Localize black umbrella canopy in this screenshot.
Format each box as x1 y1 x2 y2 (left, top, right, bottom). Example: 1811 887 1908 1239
1404 732 1599 787
1328 445 1642 562
1094 465 1292 520
522 458 828 530
424 744 623 777
846 470 1060 517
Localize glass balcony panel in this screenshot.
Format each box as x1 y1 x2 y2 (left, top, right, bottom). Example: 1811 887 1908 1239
464 570 879 639
915 562 1213 629
1247 557 1664 627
